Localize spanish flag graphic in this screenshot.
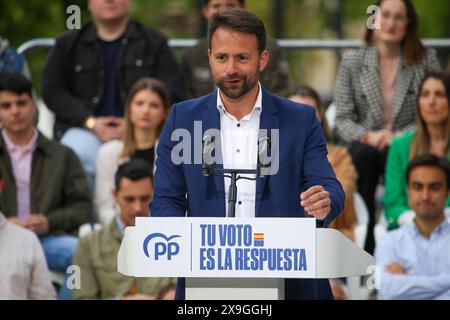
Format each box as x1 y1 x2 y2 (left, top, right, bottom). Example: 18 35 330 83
254 233 264 247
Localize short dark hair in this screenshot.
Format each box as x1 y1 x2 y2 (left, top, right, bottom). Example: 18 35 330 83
0 72 32 97
208 9 266 54
203 0 245 6
114 159 153 191
406 154 450 190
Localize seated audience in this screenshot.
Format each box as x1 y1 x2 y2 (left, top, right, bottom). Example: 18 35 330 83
42 0 183 190
95 77 170 225
376 155 450 300
73 159 175 300
333 0 441 253
0 72 93 299
384 72 450 229
289 85 358 301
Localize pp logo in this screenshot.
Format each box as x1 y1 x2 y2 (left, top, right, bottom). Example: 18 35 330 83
143 233 181 260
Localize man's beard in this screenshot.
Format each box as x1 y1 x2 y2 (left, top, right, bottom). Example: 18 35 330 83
215 73 258 99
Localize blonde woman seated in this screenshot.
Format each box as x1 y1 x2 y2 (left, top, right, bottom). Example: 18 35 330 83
95 78 171 225
289 85 358 242
383 72 450 230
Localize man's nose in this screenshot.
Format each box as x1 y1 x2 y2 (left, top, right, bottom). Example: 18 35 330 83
421 188 431 200
11 104 21 114
226 59 237 74
132 200 143 212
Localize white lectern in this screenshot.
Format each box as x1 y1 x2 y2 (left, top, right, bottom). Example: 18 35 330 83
118 217 374 300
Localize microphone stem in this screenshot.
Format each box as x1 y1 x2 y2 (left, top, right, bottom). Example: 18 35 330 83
227 171 238 218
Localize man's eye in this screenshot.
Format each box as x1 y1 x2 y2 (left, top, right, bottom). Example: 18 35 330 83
430 184 443 191
17 100 28 107
411 184 422 190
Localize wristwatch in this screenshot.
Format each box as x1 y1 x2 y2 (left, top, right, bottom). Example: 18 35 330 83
84 116 96 131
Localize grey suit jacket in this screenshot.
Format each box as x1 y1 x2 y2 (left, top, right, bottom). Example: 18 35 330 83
333 46 441 145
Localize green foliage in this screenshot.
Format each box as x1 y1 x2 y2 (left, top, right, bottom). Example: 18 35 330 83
342 0 450 38
0 0 448 97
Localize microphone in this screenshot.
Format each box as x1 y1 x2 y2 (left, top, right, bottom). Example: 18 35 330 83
202 133 216 176
257 130 271 176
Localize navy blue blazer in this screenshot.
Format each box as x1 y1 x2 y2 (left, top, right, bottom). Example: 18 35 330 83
151 87 345 299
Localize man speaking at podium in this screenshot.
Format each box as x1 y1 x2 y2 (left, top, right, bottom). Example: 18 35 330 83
151 9 345 299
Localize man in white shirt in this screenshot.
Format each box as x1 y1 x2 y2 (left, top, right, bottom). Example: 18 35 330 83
0 211 56 300
376 155 450 299
152 9 344 299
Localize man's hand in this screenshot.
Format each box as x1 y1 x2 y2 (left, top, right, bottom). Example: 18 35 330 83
300 185 330 220
25 214 50 235
93 117 124 143
109 117 124 140
386 262 406 275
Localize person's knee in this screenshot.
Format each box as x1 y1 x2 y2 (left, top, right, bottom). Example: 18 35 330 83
349 142 381 166
42 235 79 271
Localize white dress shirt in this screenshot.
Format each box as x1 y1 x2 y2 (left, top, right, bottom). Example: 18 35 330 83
0 213 56 300
216 83 262 218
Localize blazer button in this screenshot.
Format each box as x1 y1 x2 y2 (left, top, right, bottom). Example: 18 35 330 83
92 96 100 104
136 59 143 67
121 38 128 45
75 65 82 72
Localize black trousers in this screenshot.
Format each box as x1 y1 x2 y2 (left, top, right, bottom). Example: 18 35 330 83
348 142 388 255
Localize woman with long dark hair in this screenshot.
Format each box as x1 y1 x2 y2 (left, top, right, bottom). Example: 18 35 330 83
384 72 450 229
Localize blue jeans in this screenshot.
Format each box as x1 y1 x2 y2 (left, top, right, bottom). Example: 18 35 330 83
39 234 79 300
61 128 102 193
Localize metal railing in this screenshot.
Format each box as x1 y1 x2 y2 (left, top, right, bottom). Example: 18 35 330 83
18 37 450 55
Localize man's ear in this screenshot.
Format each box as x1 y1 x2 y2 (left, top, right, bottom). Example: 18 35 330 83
208 48 212 65
31 98 38 119
112 189 118 202
202 5 210 20
259 50 269 72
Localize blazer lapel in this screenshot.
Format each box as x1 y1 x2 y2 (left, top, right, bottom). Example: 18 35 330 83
361 47 384 126
255 88 279 217
392 53 413 124
202 91 226 214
